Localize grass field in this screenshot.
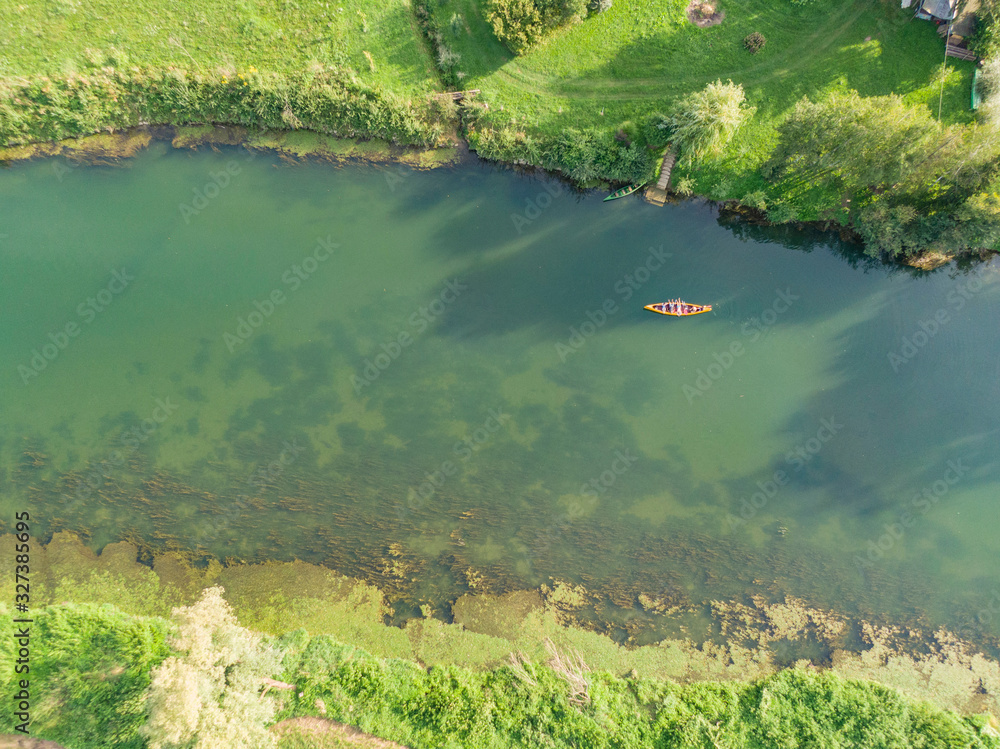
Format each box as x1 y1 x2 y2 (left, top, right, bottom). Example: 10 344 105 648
440 0 975 120
429 0 978 209
0 0 990 245
0 0 440 95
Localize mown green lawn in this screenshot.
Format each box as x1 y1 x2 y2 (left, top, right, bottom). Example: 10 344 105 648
433 0 978 206
440 0 975 125
0 0 440 95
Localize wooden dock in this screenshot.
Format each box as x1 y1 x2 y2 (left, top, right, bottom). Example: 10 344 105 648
945 44 977 61
431 89 481 101
644 146 676 205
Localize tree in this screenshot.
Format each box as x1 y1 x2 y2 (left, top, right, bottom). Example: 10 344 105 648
485 0 588 54
978 57 1000 125
763 91 937 195
764 89 1000 256
143 587 283 749
665 80 754 164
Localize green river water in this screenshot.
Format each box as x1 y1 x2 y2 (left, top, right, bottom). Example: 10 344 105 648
1 142 998 645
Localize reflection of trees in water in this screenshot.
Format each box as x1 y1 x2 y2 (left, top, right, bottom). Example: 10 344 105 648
715 207 887 271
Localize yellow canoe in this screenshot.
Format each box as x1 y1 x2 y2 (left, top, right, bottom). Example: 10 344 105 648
644 299 712 317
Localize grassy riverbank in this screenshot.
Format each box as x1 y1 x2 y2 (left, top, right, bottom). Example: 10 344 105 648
0 0 452 146
2 533 1000 748
422 0 1000 258
5 599 997 749
2 0 997 257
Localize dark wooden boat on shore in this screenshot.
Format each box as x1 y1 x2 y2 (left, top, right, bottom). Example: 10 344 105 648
603 183 643 202
644 299 712 316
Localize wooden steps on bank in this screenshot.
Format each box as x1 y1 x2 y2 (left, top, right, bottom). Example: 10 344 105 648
644 146 676 206
431 89 481 101
946 44 977 61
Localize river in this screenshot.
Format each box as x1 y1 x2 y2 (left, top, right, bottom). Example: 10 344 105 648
1 142 998 646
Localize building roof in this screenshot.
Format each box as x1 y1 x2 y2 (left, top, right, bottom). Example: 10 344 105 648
920 0 958 20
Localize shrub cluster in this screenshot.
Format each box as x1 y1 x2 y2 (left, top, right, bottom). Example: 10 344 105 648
0 604 998 749
968 0 1000 57
465 106 655 183
484 0 589 54
276 632 999 749
764 90 1000 257
744 31 767 53
0 604 170 747
663 79 755 164
0 66 453 149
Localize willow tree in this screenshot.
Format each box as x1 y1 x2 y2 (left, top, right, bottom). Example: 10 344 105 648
144 587 283 749
665 79 755 164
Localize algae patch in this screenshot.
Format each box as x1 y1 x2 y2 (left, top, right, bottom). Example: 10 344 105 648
5 532 998 718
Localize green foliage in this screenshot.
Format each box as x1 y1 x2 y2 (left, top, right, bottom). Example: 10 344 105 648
144 587 283 749
5 606 1000 749
0 67 452 148
766 89 1000 256
466 107 654 183
764 91 936 194
0 603 171 748
744 32 767 54
978 58 1000 125
968 0 1000 58
854 190 1000 258
751 669 910 748
666 80 755 164
674 176 696 196
767 200 799 224
484 0 588 54
742 190 768 210
275 633 1000 749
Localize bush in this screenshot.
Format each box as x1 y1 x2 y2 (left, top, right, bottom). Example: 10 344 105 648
767 200 798 224
666 79 755 164
589 0 612 12
143 587 283 749
742 190 768 210
744 32 767 54
484 0 589 54
673 176 695 196
0 66 454 149
968 0 1000 57
0 603 171 748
